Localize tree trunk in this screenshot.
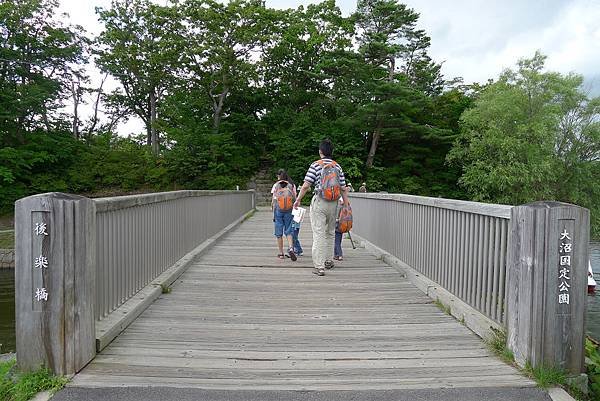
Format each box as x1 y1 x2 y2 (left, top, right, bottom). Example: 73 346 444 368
146 123 152 147
365 58 394 169
41 105 51 133
71 81 80 139
83 74 106 139
365 119 383 169
149 89 158 156
388 56 395 81
212 86 228 132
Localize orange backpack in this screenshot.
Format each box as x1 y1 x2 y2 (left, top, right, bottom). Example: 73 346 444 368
274 181 294 211
337 204 353 233
317 160 342 201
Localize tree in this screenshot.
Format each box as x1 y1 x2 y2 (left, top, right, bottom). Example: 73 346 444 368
180 0 276 132
95 0 185 155
353 0 442 168
448 52 600 236
0 0 474 217
257 1 364 181
0 0 88 210
0 0 85 145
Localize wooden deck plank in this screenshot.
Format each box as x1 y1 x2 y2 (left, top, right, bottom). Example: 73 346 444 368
72 209 534 390
71 373 532 391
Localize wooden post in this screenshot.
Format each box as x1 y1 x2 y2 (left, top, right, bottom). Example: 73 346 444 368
249 189 256 210
507 201 589 375
15 193 96 375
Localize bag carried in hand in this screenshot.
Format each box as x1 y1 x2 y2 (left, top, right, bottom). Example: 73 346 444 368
274 181 294 211
337 204 353 233
318 160 342 201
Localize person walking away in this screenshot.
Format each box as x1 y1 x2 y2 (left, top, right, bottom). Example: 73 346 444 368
293 139 349 276
335 196 353 261
290 198 304 256
334 198 344 261
271 169 297 261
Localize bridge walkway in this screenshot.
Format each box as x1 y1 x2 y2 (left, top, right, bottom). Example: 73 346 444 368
71 209 534 390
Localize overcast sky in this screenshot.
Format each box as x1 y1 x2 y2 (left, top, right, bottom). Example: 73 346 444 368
57 0 600 135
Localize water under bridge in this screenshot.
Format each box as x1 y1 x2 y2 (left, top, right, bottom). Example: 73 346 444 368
12 190 590 399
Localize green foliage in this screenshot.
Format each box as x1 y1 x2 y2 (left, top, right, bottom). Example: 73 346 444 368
2 0 598 236
0 231 13 249
95 0 186 153
434 298 451 315
0 358 68 401
163 122 258 191
69 133 170 194
449 52 600 237
586 338 600 399
0 132 83 213
525 361 566 389
0 0 86 144
0 132 171 213
0 0 471 210
486 327 515 364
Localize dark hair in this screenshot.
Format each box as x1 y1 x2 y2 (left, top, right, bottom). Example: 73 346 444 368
319 139 333 158
277 169 295 187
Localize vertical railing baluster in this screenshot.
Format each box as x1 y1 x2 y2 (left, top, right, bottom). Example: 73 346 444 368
483 216 490 313
90 191 276 323
499 219 508 323
485 218 495 317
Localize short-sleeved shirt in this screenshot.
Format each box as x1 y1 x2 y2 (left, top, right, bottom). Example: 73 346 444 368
303 158 346 193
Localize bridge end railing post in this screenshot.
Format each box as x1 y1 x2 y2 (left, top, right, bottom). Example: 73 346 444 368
507 201 589 377
15 193 96 375
249 189 256 210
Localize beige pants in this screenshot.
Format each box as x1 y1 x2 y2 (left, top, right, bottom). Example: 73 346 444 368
310 196 338 269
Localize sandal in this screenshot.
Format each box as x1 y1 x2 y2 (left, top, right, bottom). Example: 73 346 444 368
288 248 297 262
278 254 285 259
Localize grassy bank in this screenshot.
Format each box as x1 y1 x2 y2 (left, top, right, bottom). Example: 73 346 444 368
485 328 600 400
0 358 68 401
587 337 600 400
0 231 14 249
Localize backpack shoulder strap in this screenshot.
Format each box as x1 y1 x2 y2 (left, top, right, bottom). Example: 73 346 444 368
317 160 336 168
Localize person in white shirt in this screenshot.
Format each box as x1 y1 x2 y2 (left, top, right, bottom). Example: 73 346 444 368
271 169 297 261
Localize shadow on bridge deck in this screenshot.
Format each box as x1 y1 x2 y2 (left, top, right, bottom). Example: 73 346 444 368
70 209 534 391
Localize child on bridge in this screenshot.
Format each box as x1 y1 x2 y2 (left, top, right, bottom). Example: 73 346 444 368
271 169 297 261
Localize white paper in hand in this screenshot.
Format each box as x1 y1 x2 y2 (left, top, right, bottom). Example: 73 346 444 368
292 207 306 223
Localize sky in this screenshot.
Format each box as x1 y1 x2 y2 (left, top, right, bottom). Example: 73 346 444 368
56 0 600 135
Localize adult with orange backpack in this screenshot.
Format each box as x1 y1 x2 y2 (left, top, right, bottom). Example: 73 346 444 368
271 169 298 261
293 139 350 276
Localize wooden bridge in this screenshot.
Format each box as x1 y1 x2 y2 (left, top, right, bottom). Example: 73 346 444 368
13 191 590 395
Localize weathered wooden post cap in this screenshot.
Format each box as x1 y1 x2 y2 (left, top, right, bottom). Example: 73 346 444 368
507 200 589 376
15 192 96 375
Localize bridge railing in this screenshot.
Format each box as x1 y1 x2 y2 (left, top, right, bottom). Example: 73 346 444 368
350 193 590 376
94 191 254 320
350 193 511 325
15 190 255 375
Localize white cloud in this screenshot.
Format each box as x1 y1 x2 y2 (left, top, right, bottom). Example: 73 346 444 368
399 0 600 91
